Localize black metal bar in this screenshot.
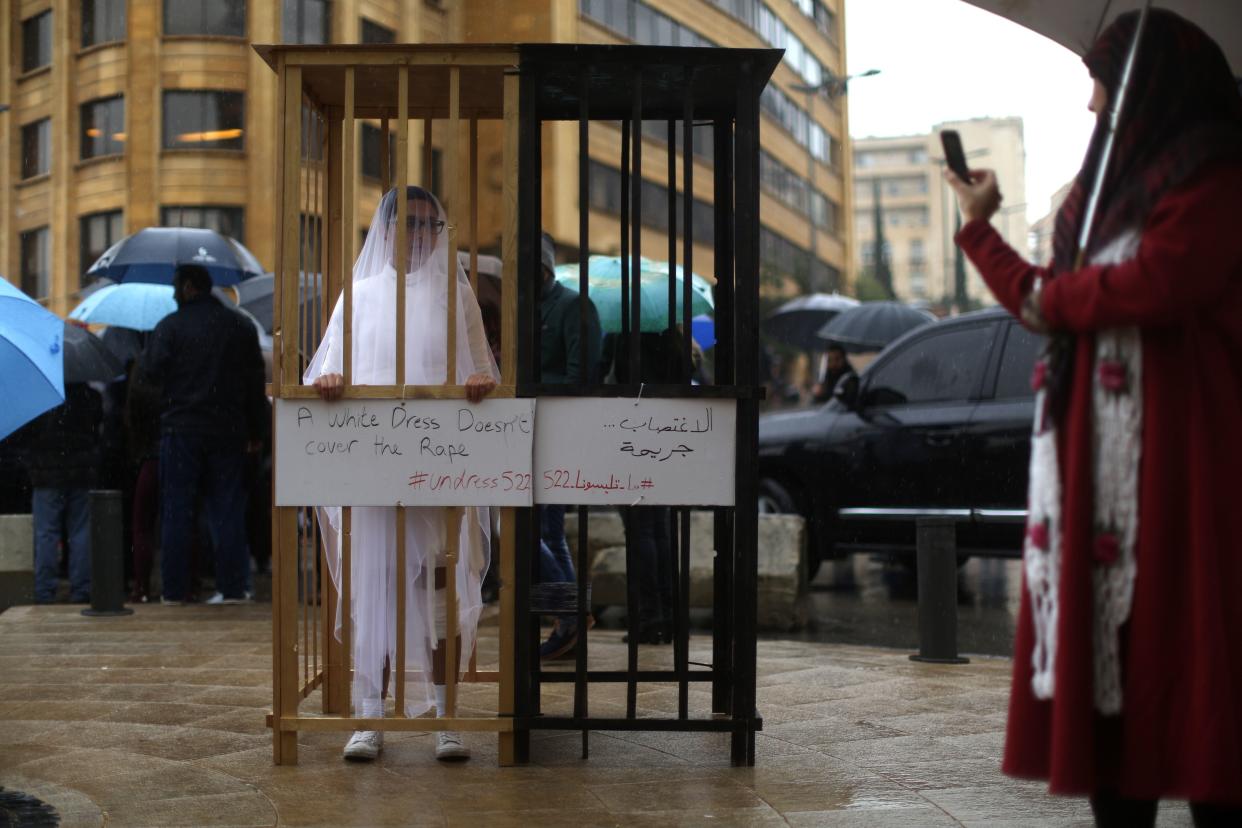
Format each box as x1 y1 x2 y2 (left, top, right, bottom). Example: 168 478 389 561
710 117 735 719
514 65 543 764
731 62 762 767
527 717 762 733
575 67 592 761
678 507 690 718
910 518 970 665
667 118 677 330
620 119 630 351
629 69 642 380
516 383 764 399
624 507 640 718
682 67 694 378
538 670 716 683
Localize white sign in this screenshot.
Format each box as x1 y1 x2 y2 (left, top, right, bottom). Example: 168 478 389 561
534 398 736 506
275 398 535 507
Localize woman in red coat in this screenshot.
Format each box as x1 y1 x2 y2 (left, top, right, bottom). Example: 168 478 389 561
948 9 1242 826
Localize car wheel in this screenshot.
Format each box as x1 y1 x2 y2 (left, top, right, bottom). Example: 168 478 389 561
757 477 822 582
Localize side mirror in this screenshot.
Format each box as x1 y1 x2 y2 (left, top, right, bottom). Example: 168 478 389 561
833 373 860 410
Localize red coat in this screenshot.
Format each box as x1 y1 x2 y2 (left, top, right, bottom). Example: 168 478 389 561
956 162 1242 804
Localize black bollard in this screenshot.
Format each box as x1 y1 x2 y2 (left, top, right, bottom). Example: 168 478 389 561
909 517 967 664
81 489 133 617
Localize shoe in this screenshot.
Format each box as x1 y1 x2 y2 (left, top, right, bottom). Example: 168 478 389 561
160 597 183 607
205 592 253 605
435 730 470 761
622 624 664 645
343 730 383 761
539 622 578 660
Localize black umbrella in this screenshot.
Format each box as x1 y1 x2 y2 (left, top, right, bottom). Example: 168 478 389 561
762 293 859 350
99 326 146 367
816 301 935 353
63 323 124 383
227 272 324 336
84 227 264 287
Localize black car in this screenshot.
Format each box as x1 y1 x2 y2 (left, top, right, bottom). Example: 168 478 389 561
758 307 1043 576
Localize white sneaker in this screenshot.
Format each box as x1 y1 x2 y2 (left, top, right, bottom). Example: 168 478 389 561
343 730 383 761
435 730 470 761
205 592 253 605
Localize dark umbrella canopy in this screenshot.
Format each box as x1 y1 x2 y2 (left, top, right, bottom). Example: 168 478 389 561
762 293 859 350
84 227 264 287
816 301 935 353
99 326 146 367
229 272 324 336
63 322 124 383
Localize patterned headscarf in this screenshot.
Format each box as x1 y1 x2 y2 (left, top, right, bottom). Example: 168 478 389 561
1043 8 1242 420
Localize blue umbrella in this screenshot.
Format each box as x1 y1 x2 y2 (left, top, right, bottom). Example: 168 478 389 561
554 256 714 333
0 279 65 440
84 227 264 287
691 314 715 350
69 282 176 331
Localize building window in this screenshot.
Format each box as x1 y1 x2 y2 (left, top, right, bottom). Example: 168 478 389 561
83 0 126 47
81 97 126 159
22 12 53 73
164 0 246 37
162 91 245 150
21 228 52 300
360 18 395 44
283 0 331 44
21 120 52 179
161 205 245 243
360 123 396 182
80 211 124 288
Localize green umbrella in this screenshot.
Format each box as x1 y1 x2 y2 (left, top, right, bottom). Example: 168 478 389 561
554 256 713 333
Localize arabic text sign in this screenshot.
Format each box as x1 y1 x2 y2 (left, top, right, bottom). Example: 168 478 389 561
274 398 535 506
534 398 736 505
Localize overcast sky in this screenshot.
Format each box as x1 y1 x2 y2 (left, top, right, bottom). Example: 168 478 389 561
845 0 1098 223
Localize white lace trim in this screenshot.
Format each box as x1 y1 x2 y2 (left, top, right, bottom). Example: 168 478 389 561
1024 230 1142 714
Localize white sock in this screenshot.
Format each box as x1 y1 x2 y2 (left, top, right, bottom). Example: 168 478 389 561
361 698 384 720
434 685 447 718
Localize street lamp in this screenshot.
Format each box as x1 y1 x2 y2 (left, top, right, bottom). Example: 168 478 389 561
790 69 880 292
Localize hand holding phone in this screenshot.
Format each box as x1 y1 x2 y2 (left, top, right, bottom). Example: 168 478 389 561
940 130 973 185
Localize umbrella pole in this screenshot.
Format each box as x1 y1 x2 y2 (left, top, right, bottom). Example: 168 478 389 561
1074 0 1151 268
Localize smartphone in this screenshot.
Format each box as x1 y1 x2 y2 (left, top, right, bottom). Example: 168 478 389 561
939 130 973 185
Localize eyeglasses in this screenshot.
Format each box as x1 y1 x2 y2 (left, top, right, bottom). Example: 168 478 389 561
394 217 446 235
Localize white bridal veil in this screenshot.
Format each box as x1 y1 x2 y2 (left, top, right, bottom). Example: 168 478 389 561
304 186 498 718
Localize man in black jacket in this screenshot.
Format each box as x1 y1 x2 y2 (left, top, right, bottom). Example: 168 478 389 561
21 383 103 603
144 264 267 605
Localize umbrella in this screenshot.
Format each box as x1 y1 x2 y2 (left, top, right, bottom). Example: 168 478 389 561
691 314 715 350
816 301 935 353
554 256 714 333
762 293 859 351
84 227 264 287
222 272 325 335
100 326 146 366
63 322 124 384
0 279 65 440
960 2 1241 74
69 282 176 331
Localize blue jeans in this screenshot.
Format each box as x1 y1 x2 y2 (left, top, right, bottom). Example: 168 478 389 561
32 487 92 603
539 504 577 583
159 433 250 601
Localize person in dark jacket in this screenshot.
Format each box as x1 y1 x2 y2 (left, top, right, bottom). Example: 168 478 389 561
124 355 162 602
537 233 603 659
144 263 267 605
20 383 104 603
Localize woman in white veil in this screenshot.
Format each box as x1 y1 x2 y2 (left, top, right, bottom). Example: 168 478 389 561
305 185 498 762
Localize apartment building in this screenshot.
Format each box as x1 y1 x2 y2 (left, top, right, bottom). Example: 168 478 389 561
3 0 853 315
852 116 1027 307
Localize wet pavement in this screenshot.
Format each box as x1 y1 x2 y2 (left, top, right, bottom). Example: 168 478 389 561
793 554 1024 658
0 603 1200 826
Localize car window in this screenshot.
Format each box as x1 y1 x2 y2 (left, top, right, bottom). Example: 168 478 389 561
994 324 1045 399
865 324 992 406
